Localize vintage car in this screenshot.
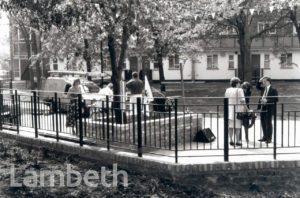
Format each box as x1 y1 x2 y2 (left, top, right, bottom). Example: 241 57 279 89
39 71 106 113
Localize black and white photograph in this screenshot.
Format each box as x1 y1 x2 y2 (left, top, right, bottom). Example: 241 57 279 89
0 0 300 197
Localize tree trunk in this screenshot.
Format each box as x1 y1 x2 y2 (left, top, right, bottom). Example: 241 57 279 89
154 39 165 83
158 48 165 82
108 33 123 123
31 31 42 89
290 10 300 44
238 32 252 82
18 21 34 89
84 39 92 81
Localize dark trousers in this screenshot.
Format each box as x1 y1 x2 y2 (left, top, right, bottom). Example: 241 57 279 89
260 111 273 141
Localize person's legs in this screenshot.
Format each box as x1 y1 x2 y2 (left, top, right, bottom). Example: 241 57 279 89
235 128 242 145
243 120 249 142
229 128 234 145
265 113 273 142
260 112 267 141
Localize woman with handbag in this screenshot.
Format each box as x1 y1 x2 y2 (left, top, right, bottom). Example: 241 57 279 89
241 82 251 142
66 78 83 135
225 77 250 146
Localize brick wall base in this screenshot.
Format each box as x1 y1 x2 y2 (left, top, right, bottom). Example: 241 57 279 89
1 130 300 187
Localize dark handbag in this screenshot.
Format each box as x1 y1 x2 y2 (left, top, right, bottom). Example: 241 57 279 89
193 128 216 143
237 112 247 120
236 88 247 120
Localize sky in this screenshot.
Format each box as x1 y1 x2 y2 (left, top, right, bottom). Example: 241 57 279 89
0 11 10 57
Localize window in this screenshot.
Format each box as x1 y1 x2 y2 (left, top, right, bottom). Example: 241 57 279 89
129 56 138 71
264 54 270 69
169 54 180 69
207 54 218 69
257 22 276 34
53 58 58 70
102 57 111 71
13 59 20 78
17 28 31 41
280 53 292 68
228 55 234 69
19 43 28 56
153 56 160 69
220 26 237 35
142 56 150 70
13 44 19 56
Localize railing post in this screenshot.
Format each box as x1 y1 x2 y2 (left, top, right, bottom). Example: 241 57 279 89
33 91 38 138
0 91 3 130
224 98 229 162
174 99 178 163
169 105 172 150
137 97 142 157
106 96 110 151
281 103 284 147
15 90 19 134
273 101 277 160
54 92 59 142
78 94 83 146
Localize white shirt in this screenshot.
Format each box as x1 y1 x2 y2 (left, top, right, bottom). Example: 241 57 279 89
263 85 271 99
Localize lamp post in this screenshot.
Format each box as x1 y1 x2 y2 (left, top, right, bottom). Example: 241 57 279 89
179 57 187 112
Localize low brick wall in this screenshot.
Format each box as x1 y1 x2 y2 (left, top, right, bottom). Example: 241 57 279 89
85 113 202 147
1 129 300 189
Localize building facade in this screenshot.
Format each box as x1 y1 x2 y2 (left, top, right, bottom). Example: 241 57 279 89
11 18 300 84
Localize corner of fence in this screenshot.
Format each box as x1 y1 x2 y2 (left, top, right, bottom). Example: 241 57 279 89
33 91 38 138
224 97 229 162
137 97 142 157
174 99 178 163
273 100 277 160
78 94 83 147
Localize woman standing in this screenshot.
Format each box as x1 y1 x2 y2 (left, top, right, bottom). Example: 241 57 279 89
241 82 252 142
66 79 83 134
225 77 249 146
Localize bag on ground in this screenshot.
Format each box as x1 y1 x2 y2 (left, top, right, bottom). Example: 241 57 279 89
193 128 216 143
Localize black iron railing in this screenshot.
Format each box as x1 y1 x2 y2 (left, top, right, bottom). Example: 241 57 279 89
0 89 300 163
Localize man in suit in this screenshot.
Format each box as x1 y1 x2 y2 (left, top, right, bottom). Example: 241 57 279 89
256 76 278 143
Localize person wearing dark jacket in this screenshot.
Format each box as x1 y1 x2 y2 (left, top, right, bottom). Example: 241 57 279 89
241 82 252 142
126 72 144 114
256 76 278 143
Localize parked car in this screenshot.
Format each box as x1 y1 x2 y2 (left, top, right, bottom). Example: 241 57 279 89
0 70 10 80
39 71 104 113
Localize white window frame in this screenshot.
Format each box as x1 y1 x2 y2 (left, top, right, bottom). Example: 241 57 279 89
264 54 270 69
228 55 235 69
280 53 293 68
207 54 218 69
219 26 237 35
257 22 276 34
18 28 31 41
53 58 58 70
168 54 180 70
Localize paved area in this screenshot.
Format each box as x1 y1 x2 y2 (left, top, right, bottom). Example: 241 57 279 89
3 114 300 165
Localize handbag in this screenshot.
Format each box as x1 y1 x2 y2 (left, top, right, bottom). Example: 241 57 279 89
236 88 247 120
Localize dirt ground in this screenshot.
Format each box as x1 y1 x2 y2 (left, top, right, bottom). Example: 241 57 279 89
0 138 299 198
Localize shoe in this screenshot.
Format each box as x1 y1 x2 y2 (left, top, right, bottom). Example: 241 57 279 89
265 140 271 144
258 138 266 142
230 142 235 146
236 142 243 146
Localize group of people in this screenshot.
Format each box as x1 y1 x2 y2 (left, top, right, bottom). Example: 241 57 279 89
225 75 278 146
64 73 279 145
65 72 145 133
